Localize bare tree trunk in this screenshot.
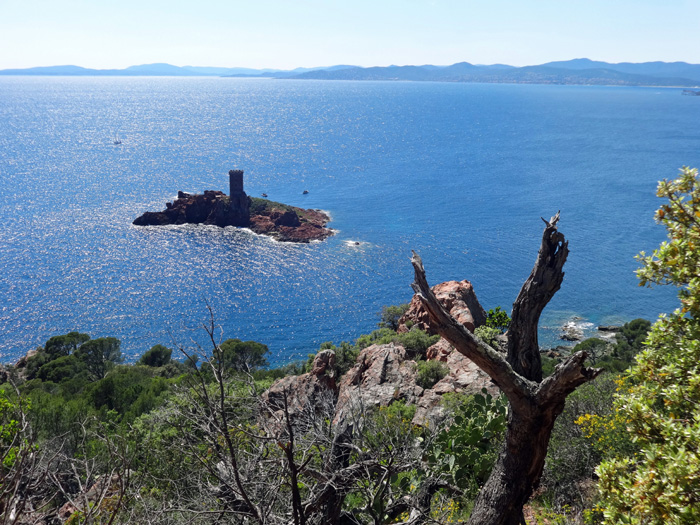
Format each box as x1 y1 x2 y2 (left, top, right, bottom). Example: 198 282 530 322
410 213 601 525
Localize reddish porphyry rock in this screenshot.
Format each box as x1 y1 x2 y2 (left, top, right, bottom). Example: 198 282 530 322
398 280 487 335
262 349 338 422
249 204 333 243
134 192 334 243
413 338 498 426
134 190 250 227
333 343 423 426
14 348 39 369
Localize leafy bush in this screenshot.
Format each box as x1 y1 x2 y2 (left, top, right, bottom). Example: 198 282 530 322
541 374 622 510
355 328 396 349
44 332 90 358
218 339 269 373
610 318 650 363
416 360 449 389
139 344 172 367
378 303 410 330
474 325 501 348
485 306 511 333
572 337 609 365
37 355 87 383
431 390 508 496
75 337 123 381
541 355 558 378
597 171 700 524
394 329 439 356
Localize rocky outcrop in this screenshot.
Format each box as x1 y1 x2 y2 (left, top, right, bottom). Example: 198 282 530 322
134 191 334 243
413 338 497 425
398 280 487 334
248 205 334 243
560 321 584 341
133 190 249 227
333 343 423 426
263 338 498 431
262 349 338 424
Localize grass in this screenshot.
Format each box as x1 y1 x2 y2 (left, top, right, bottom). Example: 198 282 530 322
249 197 317 222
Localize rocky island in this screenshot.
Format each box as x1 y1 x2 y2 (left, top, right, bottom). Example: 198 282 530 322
133 170 334 243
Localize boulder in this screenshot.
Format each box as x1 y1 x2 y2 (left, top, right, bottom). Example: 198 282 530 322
262 349 338 424
271 209 301 227
398 280 487 334
263 340 499 433
597 325 621 332
334 343 423 426
14 348 39 369
413 338 497 426
561 321 583 341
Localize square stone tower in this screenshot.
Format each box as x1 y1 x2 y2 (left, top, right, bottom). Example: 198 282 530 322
226 169 250 226
229 169 244 196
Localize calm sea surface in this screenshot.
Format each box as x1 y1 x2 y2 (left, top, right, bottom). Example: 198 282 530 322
1 77 698 364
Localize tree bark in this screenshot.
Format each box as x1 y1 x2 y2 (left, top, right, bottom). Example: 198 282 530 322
507 212 569 383
410 214 601 525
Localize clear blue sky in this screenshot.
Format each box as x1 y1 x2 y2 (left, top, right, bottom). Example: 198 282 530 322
1 0 699 70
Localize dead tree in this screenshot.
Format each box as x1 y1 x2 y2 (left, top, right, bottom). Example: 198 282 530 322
410 213 602 525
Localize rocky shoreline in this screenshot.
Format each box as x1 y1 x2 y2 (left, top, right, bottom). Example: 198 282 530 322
132 170 334 243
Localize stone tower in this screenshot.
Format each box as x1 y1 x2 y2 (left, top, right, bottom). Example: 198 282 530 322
229 169 244 196
227 169 250 226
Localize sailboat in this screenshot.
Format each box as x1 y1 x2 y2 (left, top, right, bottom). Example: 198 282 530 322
113 134 122 145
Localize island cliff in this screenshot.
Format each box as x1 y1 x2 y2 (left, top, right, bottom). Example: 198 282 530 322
133 170 334 243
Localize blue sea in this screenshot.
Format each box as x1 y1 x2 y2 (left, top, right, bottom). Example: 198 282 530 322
1 77 698 364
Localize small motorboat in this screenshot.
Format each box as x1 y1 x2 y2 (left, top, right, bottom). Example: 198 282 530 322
261 193 268 198
302 190 309 194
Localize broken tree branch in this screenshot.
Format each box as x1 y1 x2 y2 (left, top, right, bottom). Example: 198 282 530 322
508 211 569 382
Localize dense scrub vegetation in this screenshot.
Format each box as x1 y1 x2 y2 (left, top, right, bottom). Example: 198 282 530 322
0 313 647 523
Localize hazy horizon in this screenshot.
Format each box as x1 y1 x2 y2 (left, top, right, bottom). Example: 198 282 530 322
4 57 700 74
1 0 698 71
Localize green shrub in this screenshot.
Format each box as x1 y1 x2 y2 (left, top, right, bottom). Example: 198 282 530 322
572 337 609 365
541 356 558 378
485 306 511 333
44 332 90 358
355 328 396 349
474 325 501 348
217 339 269 373
139 345 172 367
541 374 620 510
75 337 123 381
610 318 650 363
416 360 449 389
431 390 508 496
394 329 439 356
378 303 410 331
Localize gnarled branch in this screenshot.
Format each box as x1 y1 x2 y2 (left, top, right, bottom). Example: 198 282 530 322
508 211 569 382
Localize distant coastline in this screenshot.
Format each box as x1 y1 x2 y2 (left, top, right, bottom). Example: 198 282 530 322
3 58 700 88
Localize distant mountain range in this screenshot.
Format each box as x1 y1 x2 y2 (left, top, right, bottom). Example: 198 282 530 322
0 63 355 78
3 59 700 87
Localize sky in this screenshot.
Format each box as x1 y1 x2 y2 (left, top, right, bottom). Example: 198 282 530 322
1 0 700 70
